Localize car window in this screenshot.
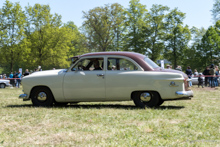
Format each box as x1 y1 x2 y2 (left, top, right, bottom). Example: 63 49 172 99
144 57 159 69
72 58 104 71
107 58 138 71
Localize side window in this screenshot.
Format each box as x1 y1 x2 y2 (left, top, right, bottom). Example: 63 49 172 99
72 58 104 71
107 58 138 71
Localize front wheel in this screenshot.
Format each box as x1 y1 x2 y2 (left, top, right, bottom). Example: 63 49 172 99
31 87 54 107
0 83 6 88
132 91 160 108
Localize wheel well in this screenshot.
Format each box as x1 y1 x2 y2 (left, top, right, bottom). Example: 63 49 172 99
30 86 54 99
131 91 162 100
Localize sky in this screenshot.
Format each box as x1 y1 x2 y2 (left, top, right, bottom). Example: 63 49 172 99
0 0 214 29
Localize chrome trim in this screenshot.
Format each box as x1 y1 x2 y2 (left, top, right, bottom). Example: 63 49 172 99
175 90 193 98
19 94 28 99
19 94 30 101
169 81 179 87
37 92 47 101
140 92 151 102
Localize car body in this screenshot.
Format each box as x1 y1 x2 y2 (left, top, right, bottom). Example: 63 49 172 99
19 52 193 108
0 79 10 88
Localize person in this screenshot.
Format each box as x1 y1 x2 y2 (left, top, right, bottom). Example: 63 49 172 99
209 64 215 88
112 65 116 70
93 60 102 70
175 66 182 71
166 65 171 69
13 71 17 87
23 69 30 76
194 69 199 76
9 72 14 86
16 71 22 88
186 66 193 87
203 66 210 87
214 66 219 87
198 73 204 88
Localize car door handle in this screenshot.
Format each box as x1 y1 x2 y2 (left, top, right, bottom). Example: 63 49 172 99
97 74 104 77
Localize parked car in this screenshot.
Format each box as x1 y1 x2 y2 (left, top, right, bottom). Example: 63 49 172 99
19 52 193 108
191 74 205 85
191 73 220 85
0 79 10 88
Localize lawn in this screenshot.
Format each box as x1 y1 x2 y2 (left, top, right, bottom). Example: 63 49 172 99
0 86 219 146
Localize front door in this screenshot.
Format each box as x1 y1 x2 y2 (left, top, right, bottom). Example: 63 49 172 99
63 57 105 101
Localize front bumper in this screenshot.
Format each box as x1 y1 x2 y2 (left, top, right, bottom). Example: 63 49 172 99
19 94 30 101
176 90 193 98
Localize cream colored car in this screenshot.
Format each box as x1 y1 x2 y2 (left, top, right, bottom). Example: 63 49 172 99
19 52 193 108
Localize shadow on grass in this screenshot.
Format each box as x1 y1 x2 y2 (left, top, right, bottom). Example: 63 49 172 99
5 104 185 110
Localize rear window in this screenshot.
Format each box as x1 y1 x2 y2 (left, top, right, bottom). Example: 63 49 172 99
144 57 159 69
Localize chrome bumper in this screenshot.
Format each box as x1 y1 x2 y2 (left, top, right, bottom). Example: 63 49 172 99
176 90 193 98
19 94 30 101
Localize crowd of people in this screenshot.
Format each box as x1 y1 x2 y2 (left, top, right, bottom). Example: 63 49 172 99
167 64 220 88
0 69 30 88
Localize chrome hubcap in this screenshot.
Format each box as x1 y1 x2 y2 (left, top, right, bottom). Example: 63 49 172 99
37 92 47 101
0 84 4 88
140 92 151 102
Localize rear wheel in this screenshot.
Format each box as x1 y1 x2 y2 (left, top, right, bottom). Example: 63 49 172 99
0 83 5 88
31 87 54 107
133 91 160 108
156 99 164 106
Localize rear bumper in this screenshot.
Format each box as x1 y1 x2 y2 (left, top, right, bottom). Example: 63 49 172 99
176 90 193 98
19 94 30 101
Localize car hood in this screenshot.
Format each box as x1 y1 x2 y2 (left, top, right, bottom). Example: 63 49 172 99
0 79 10 82
23 69 67 78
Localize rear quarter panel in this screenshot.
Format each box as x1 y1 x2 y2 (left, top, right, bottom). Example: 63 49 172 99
106 71 185 100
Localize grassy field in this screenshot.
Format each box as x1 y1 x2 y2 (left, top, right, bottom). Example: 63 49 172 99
0 86 220 146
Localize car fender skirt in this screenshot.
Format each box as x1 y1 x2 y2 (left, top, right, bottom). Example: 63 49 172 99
175 90 193 98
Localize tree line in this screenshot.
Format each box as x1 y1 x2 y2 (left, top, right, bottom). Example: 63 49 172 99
1 0 220 73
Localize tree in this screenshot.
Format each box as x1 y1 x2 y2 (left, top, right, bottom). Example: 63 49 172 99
124 0 147 53
0 0 26 72
198 24 220 67
64 21 89 58
143 4 169 62
212 0 220 23
164 8 191 68
82 3 125 52
24 4 71 69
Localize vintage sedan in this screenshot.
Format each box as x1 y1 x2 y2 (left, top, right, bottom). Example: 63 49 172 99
0 79 10 88
19 52 193 108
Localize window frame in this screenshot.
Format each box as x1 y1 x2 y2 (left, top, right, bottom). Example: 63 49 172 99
106 55 143 71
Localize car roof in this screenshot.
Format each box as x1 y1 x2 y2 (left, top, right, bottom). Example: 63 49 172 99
78 52 152 71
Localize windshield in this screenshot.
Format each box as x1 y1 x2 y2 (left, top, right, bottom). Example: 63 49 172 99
144 57 159 69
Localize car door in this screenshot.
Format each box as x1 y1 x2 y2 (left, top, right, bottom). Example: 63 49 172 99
105 56 143 101
63 57 105 101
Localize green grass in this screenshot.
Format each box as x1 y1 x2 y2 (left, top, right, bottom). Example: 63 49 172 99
0 86 220 146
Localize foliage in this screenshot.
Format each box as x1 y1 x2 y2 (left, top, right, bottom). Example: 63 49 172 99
212 0 220 22
143 4 169 62
82 3 125 52
2 0 220 74
0 0 26 72
164 8 191 68
124 0 147 53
